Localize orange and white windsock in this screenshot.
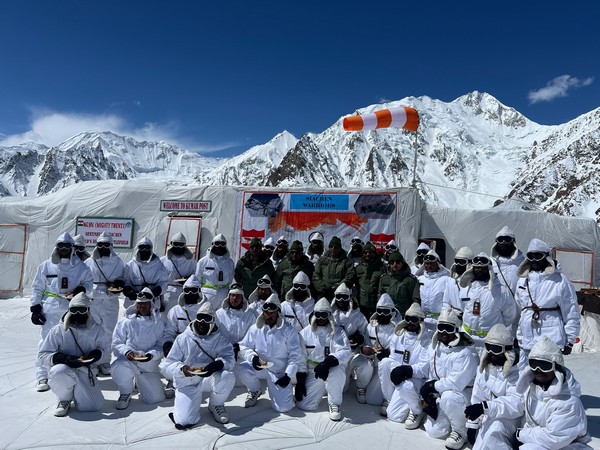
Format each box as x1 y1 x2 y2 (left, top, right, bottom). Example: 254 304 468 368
343 106 419 132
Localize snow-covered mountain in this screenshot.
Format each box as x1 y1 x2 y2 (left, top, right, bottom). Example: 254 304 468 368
2 91 600 222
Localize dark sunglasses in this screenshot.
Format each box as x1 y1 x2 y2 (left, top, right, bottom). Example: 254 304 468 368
496 236 514 244
485 343 512 355
293 283 308 291
385 245 398 251
526 252 546 262
311 240 324 245
351 238 363 245
257 278 272 288
96 242 112 248
416 250 429 256
171 242 186 248
335 294 350 301
138 245 152 250
183 287 200 294
137 291 154 300
376 308 393 316
404 315 421 324
472 256 490 266
262 303 280 312
436 323 456 334
196 313 214 323
528 358 555 373
212 241 227 247
314 311 330 319
423 255 438 263
69 306 89 315
454 258 470 266
56 243 73 249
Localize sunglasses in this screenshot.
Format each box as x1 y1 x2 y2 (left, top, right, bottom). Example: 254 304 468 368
404 315 421 324
526 252 546 262
314 311 329 320
528 358 555 373
183 287 200 294
96 242 112 248
436 323 456 334
351 238 363 245
138 245 152 250
212 242 227 247
137 292 154 300
416 250 429 256
171 242 186 248
472 256 490 266
257 278 272 287
496 236 514 244
376 308 393 316
454 258 470 266
335 294 350 301
293 283 308 291
56 243 73 249
423 255 438 263
485 343 512 355
196 313 214 323
385 245 398 251
69 306 89 315
262 303 280 312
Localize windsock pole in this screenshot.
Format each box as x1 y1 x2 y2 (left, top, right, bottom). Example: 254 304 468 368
412 130 419 188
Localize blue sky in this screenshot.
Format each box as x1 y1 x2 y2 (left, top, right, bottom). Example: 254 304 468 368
0 1 598 157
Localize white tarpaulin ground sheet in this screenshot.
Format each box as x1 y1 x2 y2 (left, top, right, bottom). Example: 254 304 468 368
1 297 599 450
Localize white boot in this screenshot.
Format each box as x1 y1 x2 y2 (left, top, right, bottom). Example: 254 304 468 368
445 430 466 450
328 403 342 421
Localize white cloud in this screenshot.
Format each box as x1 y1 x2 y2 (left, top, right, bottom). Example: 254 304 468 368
528 75 594 104
0 108 240 154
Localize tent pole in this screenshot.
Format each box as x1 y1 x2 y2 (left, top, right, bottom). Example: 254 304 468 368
411 130 418 189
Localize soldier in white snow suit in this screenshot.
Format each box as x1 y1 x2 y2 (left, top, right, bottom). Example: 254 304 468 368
215 285 258 383
160 232 197 316
419 308 478 450
38 293 110 417
458 253 517 355
295 298 352 421
195 234 235 310
123 237 169 312
160 303 235 428
378 302 431 429
111 288 166 410
514 336 592 449
515 238 580 369
306 231 325 264
491 226 525 307
354 293 400 414
270 235 289 270
30 232 93 392
443 246 474 315
73 234 91 261
238 294 301 413
410 242 431 275
85 232 125 375
247 275 274 315
463 324 522 450
416 250 455 333
281 271 316 333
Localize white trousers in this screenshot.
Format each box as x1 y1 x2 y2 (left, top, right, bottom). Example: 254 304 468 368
378 358 424 422
473 417 519 450
351 354 384 405
238 361 294 413
48 364 104 412
172 370 235 427
111 356 166 404
425 388 471 439
296 365 346 410
36 306 67 380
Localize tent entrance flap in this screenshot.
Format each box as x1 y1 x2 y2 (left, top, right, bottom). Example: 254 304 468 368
164 217 202 259
0 224 27 296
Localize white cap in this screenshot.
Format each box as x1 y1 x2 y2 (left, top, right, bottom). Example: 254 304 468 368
417 242 431 252
485 324 513 347
292 271 310 285
309 231 324 242
136 287 154 303
56 232 75 245
496 226 515 239
527 238 551 254
263 293 281 309
183 274 201 289
314 298 332 313
212 234 227 244
438 308 461 329
171 232 186 244
97 232 113 244
455 247 474 260
404 302 425 320
70 292 91 309
196 302 215 318
334 283 351 296
73 234 86 246
529 336 564 367
137 237 153 248
376 293 395 309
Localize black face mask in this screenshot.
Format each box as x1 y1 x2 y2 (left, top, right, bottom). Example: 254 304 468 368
473 268 490 282
184 293 200 304
171 247 186 256
454 265 467 276
376 314 392 325
138 249 152 261
70 314 88 325
292 289 309 302
212 246 227 256
98 247 111 257
496 244 514 258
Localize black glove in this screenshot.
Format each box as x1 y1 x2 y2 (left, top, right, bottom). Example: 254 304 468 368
467 428 478 445
314 355 338 381
562 343 573 355
233 343 240 361
30 304 46 325
252 355 263 370
163 342 173 356
422 398 438 420
200 359 224 377
275 374 291 388
464 402 485 421
295 372 308 401
420 379 438 404
53 353 84 369
123 285 137 301
376 347 391 361
349 330 365 349
390 365 413 385
71 285 86 296
322 287 335 301
514 428 523 445
87 349 102 364
150 285 162 297
112 279 125 289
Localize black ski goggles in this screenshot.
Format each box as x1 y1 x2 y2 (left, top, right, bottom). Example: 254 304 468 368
314 311 330 319
385 244 398 251
230 282 243 290
526 252 547 262
56 243 73 249
528 358 555 373
404 315 421 324
276 239 288 247
472 256 490 266
171 242 186 248
96 242 112 248
138 245 152 251
454 258 470 266
335 293 351 301
69 306 89 315
262 303 280 312
264 245 275 251
416 249 429 256
436 323 456 334
376 308 393 316
351 238 363 246
496 236 514 244
257 278 272 288
137 291 154 300
183 287 200 294
212 241 227 248
485 343 512 355
196 313 214 323
293 283 308 291
423 255 438 263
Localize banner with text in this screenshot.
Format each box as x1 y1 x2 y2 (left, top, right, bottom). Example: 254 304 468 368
240 191 397 252
75 217 135 248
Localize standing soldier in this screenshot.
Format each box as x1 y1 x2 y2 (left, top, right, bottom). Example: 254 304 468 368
355 242 385 318
378 251 420 317
161 233 196 315
195 234 235 311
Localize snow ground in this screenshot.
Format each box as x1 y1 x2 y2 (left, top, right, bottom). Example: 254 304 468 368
1 297 599 450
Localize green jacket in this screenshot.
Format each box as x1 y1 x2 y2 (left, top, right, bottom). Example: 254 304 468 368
378 266 420 316
275 253 315 297
312 249 356 297
355 256 385 312
234 251 278 298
